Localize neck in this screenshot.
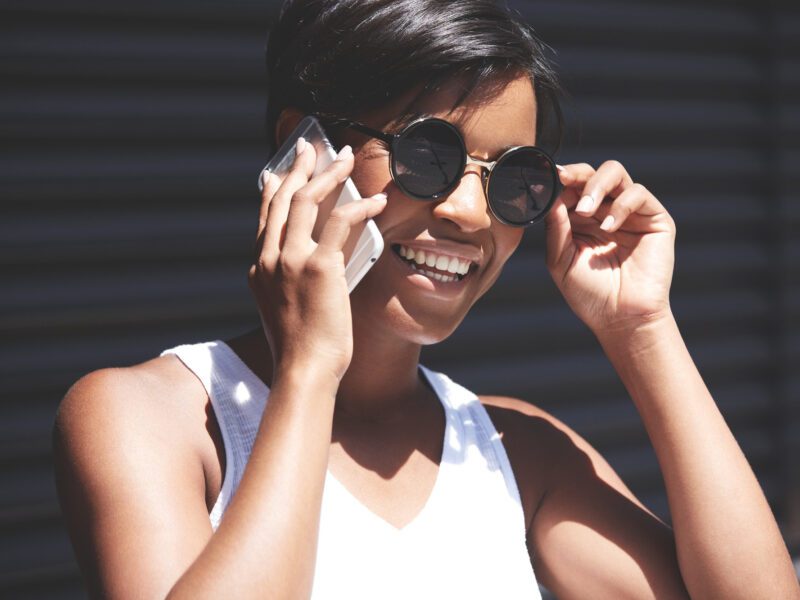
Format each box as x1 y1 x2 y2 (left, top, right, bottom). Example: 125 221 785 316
336 315 427 423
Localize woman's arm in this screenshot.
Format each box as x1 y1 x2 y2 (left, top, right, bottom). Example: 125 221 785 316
172 139 385 599
165 365 340 599
536 161 799 598
54 138 387 599
597 312 798 599
53 360 338 600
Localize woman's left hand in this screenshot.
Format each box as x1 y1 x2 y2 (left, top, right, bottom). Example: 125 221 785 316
543 160 676 337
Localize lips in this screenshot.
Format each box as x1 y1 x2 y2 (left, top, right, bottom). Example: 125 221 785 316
391 244 477 283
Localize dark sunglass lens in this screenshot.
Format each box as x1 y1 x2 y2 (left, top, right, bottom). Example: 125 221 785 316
488 149 556 225
393 121 464 198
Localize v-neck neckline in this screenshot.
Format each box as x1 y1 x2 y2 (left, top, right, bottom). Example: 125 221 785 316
324 366 455 534
215 340 458 533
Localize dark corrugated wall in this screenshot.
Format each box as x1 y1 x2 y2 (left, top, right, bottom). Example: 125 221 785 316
1 0 798 597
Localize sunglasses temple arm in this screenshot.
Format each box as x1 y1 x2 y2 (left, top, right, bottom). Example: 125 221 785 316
312 113 395 145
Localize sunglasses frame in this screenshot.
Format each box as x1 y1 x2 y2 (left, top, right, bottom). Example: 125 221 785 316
312 112 561 227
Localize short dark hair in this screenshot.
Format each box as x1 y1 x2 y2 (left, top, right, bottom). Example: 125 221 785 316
264 0 564 156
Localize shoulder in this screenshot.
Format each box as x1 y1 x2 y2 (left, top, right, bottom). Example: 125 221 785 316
53 354 213 495
55 354 208 452
54 351 219 487
478 395 616 475
477 396 683 597
478 394 644 501
476 395 648 525
477 394 592 469
52 355 216 597
52 354 215 518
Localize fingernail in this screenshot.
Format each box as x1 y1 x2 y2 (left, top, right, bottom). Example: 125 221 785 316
576 195 594 213
260 169 271 188
296 136 306 155
335 145 353 161
600 215 615 231
556 164 571 180
373 192 387 201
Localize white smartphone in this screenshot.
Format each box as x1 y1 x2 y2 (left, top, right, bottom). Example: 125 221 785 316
257 115 384 293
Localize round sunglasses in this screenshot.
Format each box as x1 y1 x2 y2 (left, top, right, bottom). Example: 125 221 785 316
313 112 561 227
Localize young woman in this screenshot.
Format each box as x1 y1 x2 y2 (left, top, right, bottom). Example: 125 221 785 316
53 1 798 598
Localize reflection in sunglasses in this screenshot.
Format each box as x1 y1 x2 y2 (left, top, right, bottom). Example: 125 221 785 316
418 138 451 187
520 168 541 211
395 138 454 189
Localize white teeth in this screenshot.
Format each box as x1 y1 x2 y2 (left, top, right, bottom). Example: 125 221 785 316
406 261 458 283
447 256 459 273
397 245 474 281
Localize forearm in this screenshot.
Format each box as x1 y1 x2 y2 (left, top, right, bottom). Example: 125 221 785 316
598 314 799 599
167 366 338 600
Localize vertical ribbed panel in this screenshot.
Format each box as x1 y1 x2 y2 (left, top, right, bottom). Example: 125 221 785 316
2 0 797 596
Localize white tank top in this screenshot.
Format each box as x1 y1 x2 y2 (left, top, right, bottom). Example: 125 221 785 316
161 340 542 599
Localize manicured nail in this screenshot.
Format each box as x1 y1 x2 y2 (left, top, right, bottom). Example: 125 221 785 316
296 136 306 155
260 169 271 189
335 145 353 161
556 164 566 172
576 195 594 214
373 192 388 201
600 215 615 231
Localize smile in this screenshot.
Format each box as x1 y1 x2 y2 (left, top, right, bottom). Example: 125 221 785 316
391 244 476 284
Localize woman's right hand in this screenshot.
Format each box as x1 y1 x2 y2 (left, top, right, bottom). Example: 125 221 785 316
249 137 387 384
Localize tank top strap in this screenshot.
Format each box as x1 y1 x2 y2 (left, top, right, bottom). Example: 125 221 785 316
418 365 528 540
160 340 268 529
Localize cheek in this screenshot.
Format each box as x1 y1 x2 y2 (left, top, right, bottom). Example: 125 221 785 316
372 192 420 235
472 226 524 297
349 151 393 198
495 226 525 262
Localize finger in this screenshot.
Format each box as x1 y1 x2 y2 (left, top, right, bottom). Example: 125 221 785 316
262 137 317 263
573 160 633 218
543 196 575 274
282 145 355 256
315 193 388 254
557 162 596 189
555 163 596 211
595 182 666 233
256 167 284 239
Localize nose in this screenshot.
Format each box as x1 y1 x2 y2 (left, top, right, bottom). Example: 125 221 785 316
431 166 492 232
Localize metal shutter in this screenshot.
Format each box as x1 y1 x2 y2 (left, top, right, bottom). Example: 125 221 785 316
1 1 797 597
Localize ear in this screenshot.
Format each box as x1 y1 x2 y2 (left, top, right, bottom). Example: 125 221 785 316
274 107 307 148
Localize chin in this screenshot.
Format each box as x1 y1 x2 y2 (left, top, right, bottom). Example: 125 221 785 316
350 279 470 346
389 298 465 345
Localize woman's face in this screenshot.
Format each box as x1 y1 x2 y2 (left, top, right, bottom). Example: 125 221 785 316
341 74 538 344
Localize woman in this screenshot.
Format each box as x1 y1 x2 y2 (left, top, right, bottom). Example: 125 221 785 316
53 1 798 598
